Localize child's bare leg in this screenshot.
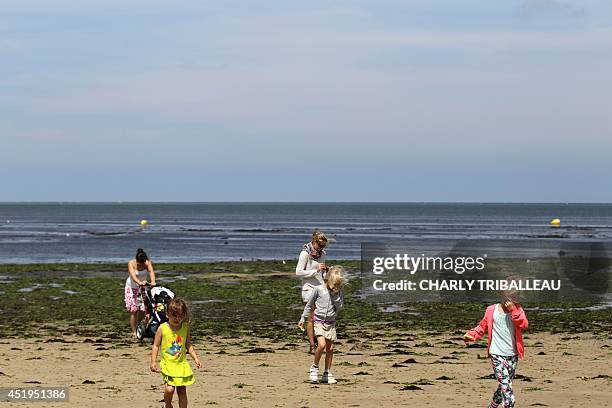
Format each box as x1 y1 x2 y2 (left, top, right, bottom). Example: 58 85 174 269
164 384 175 408
176 386 188 408
324 339 334 371
313 336 326 366
306 310 315 352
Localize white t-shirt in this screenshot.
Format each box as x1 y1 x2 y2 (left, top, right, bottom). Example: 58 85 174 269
489 304 517 356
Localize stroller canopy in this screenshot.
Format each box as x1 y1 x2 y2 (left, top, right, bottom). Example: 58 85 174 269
151 286 175 301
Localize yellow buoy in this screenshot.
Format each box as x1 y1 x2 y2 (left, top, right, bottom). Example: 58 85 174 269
550 218 560 226
140 219 148 227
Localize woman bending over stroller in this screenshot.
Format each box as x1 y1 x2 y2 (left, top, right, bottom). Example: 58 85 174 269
125 248 156 338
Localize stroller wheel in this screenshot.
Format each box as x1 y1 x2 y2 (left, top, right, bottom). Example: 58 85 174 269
136 321 145 340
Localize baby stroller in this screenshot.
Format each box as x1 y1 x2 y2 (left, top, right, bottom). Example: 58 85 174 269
136 285 175 341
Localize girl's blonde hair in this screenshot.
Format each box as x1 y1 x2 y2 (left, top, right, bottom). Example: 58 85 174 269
167 298 191 323
502 276 521 304
325 265 345 290
312 230 328 247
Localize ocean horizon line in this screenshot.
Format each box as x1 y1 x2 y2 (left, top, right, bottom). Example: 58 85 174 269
2 201 612 205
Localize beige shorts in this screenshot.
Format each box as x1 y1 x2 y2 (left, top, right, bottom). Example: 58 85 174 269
314 322 337 341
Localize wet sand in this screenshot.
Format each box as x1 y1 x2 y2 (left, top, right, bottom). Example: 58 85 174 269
1 331 609 407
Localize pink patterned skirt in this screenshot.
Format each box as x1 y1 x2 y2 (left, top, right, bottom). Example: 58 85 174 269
124 285 146 313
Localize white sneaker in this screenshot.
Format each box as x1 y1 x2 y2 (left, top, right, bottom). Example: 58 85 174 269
309 364 319 383
322 371 337 384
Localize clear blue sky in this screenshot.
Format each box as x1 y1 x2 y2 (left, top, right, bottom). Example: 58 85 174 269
1 1 611 202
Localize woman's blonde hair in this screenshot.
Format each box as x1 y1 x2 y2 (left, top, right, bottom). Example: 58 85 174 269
312 230 328 247
167 298 191 323
325 265 345 290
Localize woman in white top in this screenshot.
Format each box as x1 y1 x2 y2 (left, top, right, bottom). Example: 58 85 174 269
125 248 156 338
296 231 328 353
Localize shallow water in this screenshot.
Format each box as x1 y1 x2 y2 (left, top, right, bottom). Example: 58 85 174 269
2 203 612 263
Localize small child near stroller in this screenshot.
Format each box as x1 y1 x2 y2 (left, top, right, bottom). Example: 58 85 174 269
137 285 175 341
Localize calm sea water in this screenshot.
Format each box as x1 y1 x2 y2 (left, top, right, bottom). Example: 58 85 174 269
1 203 612 264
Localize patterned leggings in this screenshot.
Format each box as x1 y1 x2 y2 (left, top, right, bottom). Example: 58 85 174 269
488 354 518 408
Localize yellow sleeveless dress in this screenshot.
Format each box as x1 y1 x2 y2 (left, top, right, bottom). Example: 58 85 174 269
159 322 195 386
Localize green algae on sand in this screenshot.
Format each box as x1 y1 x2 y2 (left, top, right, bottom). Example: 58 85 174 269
1 261 610 342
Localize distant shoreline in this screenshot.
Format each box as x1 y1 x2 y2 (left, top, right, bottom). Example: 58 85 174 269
3 201 612 204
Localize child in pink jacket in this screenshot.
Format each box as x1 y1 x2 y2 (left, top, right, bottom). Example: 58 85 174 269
464 287 528 408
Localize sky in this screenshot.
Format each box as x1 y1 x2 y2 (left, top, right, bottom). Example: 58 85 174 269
1 0 611 202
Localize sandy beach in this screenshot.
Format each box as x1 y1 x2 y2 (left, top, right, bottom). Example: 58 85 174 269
1 330 610 407
1 262 610 407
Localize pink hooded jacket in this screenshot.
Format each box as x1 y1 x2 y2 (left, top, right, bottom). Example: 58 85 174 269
465 304 529 359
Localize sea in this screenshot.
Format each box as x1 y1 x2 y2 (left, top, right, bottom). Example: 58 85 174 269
1 203 612 264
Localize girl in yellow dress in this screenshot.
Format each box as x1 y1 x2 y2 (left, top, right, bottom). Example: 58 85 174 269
150 298 202 408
